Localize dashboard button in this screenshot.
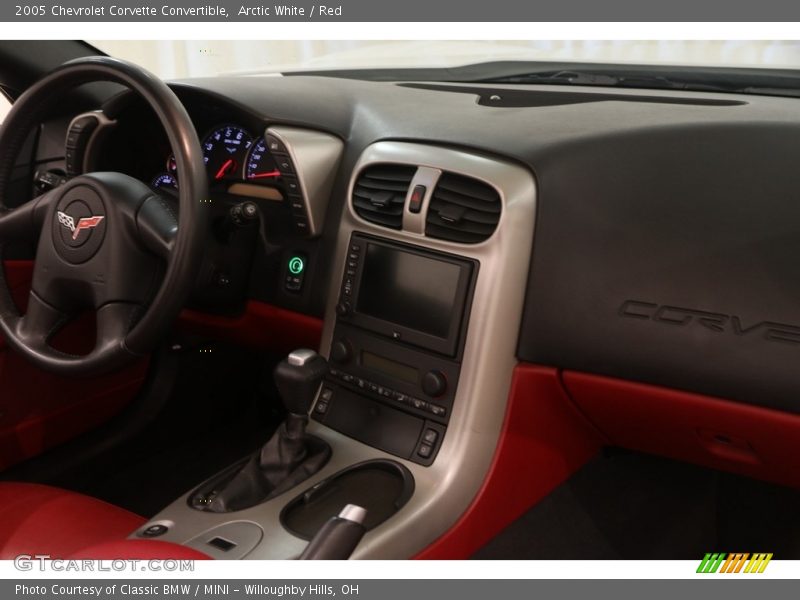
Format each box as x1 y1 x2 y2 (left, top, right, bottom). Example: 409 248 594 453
266 134 288 154
429 404 447 417
417 444 433 459
315 401 329 415
409 184 426 214
283 176 301 195
285 276 302 292
423 429 438 444
274 154 295 174
411 397 428 411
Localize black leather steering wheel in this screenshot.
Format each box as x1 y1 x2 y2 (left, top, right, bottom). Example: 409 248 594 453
0 56 208 375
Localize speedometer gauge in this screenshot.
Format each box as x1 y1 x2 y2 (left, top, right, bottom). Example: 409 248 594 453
202 125 253 182
244 137 281 183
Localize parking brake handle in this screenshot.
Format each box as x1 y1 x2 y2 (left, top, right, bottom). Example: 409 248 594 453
299 504 368 560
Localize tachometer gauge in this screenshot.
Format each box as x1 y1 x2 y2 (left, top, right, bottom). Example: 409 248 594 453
202 125 253 182
152 173 178 190
244 137 281 183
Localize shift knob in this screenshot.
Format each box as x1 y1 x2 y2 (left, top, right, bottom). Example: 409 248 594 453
274 349 329 416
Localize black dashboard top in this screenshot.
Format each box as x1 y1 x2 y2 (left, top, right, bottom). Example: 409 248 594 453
84 75 800 413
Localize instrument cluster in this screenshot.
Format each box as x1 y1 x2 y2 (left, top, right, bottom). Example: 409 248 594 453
150 123 281 192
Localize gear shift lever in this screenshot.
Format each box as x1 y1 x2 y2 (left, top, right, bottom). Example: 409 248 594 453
275 349 329 415
192 349 332 513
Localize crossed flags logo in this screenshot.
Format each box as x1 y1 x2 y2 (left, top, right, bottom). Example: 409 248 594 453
57 210 104 240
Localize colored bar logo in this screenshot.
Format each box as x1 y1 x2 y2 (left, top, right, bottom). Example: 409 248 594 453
697 553 773 573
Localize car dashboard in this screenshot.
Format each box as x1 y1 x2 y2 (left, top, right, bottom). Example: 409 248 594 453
21 72 800 558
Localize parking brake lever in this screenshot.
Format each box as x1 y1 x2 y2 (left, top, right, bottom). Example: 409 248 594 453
299 504 368 560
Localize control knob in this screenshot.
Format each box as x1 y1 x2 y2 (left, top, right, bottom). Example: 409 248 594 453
422 370 447 397
330 339 353 364
335 301 351 317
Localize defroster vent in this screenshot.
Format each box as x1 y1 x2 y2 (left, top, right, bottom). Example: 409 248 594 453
426 173 501 243
352 164 417 229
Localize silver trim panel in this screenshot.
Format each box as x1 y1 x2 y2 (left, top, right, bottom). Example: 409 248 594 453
135 141 537 559
266 126 343 238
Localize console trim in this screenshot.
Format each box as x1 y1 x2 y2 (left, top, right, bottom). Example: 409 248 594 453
266 126 343 238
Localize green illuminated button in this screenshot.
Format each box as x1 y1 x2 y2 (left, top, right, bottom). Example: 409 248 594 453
288 256 305 275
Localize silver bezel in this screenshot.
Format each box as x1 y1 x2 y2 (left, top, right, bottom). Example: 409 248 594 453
266 126 343 237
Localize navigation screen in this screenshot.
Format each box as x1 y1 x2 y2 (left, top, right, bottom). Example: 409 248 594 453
356 243 462 339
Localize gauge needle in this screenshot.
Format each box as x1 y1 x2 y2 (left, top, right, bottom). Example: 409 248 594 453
249 170 281 179
215 158 236 180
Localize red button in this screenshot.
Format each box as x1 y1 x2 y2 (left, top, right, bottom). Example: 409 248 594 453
409 184 426 213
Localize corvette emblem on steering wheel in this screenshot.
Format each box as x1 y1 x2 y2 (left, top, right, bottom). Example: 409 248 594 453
57 210 105 240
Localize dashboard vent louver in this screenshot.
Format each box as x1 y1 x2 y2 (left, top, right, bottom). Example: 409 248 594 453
426 173 501 243
352 164 417 229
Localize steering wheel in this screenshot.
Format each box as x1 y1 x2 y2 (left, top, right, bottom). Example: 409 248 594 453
0 56 208 375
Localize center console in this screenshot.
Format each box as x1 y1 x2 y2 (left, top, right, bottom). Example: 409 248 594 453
313 233 476 465
132 141 537 559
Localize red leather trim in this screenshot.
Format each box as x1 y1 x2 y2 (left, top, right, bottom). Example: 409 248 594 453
563 370 800 489
0 261 148 470
70 540 210 560
0 483 145 559
415 365 603 559
178 300 323 354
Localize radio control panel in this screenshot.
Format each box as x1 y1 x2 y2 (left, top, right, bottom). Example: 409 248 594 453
314 233 476 466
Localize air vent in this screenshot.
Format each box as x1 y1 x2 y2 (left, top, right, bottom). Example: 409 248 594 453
352 164 416 229
426 173 501 243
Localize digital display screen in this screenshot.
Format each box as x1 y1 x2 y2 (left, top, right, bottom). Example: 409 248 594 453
361 351 419 385
356 243 462 339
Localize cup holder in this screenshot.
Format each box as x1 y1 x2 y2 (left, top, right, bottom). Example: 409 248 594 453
280 459 415 540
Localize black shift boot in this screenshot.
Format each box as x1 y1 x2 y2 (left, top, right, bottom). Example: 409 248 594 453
191 350 332 513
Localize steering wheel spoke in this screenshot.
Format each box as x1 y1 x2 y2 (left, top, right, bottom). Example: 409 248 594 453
136 194 178 260
96 302 142 354
14 291 71 352
0 189 56 242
